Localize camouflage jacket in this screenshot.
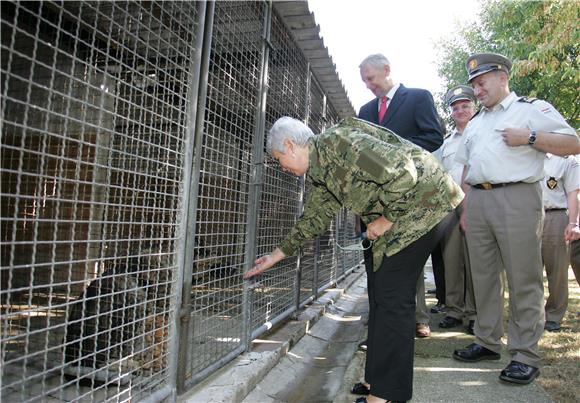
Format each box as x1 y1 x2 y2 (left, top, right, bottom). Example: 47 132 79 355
279 117 464 271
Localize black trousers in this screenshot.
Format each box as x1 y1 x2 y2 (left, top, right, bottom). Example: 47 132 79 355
364 227 439 401
431 240 446 304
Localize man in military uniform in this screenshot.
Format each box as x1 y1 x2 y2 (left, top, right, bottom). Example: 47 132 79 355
452 53 579 385
541 154 579 332
433 86 477 334
245 116 463 403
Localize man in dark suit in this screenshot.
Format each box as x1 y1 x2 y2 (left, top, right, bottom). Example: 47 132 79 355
358 54 443 152
359 53 444 337
351 53 444 402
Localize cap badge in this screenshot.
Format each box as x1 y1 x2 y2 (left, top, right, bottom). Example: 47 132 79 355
468 59 478 69
453 88 463 96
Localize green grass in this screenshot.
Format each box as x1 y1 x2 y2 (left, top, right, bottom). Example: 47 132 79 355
416 268 580 402
537 270 580 402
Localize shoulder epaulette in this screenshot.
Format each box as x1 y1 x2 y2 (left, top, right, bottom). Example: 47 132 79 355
517 96 539 103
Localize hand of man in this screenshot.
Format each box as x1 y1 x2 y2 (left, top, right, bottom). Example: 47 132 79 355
564 223 580 242
365 216 394 240
499 127 530 147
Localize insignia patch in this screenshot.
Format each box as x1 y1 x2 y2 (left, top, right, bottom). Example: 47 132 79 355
468 59 478 69
546 177 557 190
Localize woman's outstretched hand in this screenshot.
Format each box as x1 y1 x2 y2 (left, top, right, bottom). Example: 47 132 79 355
243 248 286 279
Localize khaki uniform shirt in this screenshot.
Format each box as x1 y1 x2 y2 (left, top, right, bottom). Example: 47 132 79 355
542 154 580 209
434 129 464 185
455 92 576 185
279 118 464 271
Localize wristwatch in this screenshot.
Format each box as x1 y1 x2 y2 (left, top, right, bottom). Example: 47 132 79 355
528 130 537 145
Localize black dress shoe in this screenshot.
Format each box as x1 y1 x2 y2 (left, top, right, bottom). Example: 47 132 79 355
351 382 370 395
499 361 540 384
467 320 475 335
430 302 446 313
544 321 561 332
354 398 405 403
439 316 462 328
453 343 500 362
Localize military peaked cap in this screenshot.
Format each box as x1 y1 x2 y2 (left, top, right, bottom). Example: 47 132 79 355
444 85 476 106
466 53 512 82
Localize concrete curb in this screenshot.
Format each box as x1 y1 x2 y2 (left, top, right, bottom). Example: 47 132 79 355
332 349 366 403
179 265 366 403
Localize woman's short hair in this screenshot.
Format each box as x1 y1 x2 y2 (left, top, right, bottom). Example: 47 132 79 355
267 116 314 155
359 53 390 69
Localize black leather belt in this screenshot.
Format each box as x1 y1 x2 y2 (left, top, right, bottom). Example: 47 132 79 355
472 182 521 190
545 208 566 212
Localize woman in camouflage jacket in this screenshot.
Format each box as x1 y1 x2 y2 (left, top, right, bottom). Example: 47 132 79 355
244 116 463 403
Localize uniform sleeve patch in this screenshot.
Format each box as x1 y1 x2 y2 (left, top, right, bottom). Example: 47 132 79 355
355 149 387 179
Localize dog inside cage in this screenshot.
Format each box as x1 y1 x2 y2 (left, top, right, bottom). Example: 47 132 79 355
63 248 172 386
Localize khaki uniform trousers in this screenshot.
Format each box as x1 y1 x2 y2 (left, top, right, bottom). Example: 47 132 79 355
466 182 545 368
542 210 569 323
440 209 476 321
415 270 430 324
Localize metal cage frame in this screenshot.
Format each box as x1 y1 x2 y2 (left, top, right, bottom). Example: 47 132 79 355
1 1 360 401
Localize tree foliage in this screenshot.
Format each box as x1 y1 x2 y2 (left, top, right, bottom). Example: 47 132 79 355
435 0 579 128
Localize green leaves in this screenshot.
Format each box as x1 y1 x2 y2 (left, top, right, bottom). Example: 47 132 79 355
436 0 579 128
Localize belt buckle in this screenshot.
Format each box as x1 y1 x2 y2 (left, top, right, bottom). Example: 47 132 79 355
482 182 493 190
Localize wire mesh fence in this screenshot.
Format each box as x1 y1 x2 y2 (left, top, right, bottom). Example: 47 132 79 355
1 1 360 401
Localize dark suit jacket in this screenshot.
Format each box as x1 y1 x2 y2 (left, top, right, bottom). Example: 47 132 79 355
358 84 443 152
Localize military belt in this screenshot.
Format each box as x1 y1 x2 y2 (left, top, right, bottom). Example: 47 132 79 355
472 182 522 190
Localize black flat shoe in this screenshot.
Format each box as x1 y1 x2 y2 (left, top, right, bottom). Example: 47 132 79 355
453 343 500 362
358 339 368 351
499 361 540 384
439 316 462 328
351 382 370 395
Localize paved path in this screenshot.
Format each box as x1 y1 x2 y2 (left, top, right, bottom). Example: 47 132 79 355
180 263 553 402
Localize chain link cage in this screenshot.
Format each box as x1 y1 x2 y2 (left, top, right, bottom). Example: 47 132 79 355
1 1 361 401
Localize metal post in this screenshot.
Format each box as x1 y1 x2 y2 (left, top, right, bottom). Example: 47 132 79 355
174 0 214 394
242 0 272 352
313 237 320 300
294 65 312 310
304 66 312 126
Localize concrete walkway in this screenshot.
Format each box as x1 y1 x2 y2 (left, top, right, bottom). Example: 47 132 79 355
180 263 553 403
